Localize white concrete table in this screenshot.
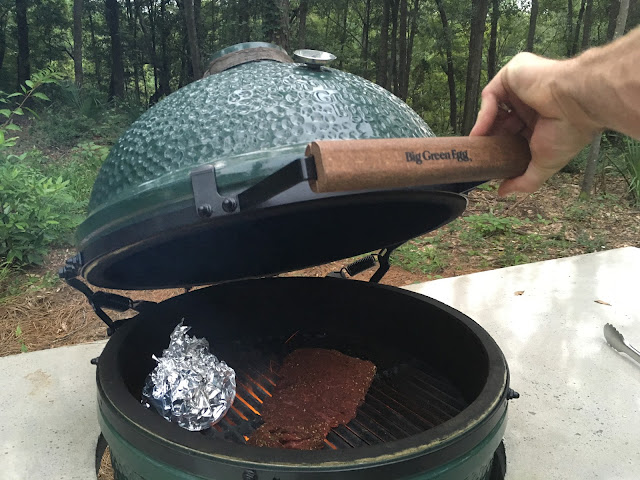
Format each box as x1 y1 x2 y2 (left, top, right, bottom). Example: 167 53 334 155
406 246 640 480
1 247 639 479
0 341 106 480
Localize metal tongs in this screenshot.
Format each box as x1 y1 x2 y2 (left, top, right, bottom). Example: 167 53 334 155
604 323 640 365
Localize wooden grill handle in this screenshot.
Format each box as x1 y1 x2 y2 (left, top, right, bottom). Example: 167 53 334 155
305 136 531 193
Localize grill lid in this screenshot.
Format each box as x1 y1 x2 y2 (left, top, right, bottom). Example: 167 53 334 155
71 43 469 290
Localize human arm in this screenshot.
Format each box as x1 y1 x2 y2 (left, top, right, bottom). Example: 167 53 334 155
471 27 640 196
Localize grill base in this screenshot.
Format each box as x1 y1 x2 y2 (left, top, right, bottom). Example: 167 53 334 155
96 435 507 480
98 277 510 479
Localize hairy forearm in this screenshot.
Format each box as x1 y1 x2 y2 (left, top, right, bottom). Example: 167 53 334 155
564 27 640 139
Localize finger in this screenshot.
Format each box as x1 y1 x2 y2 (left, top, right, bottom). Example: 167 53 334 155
470 91 500 136
489 112 529 136
497 160 557 196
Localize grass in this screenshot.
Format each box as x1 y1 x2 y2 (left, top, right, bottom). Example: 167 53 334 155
391 236 449 276
14 325 27 353
388 177 638 278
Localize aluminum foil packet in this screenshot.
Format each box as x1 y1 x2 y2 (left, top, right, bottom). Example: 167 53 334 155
141 321 236 431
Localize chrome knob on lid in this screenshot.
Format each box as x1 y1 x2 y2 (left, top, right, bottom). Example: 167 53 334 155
293 49 336 68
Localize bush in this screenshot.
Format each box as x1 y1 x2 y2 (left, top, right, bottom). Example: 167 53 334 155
0 163 80 265
624 137 640 205
30 82 141 147
48 142 109 202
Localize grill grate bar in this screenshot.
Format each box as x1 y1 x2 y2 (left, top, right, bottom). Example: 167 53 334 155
375 381 456 427
197 353 468 449
325 431 352 449
244 362 280 385
332 425 367 448
358 400 418 439
410 369 468 411
399 377 464 419
345 418 385 445
352 412 397 443
368 384 437 429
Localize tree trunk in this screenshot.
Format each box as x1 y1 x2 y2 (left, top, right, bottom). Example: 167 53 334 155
571 0 586 55
338 0 348 69
360 0 371 76
397 0 408 100
16 0 30 88
0 12 7 73
390 0 399 95
298 0 308 48
73 0 83 87
487 0 499 80
580 0 593 51
194 0 203 49
239 0 250 42
264 0 290 51
209 0 216 52
581 134 601 195
404 0 419 97
435 0 457 134
461 0 489 135
580 0 629 197
526 0 539 52
323 4 331 45
179 28 189 87
106 0 125 99
125 0 140 103
159 0 171 98
148 0 159 91
614 0 629 38
182 0 203 79
376 0 390 89
88 9 102 90
607 0 620 41
135 0 160 94
566 0 573 56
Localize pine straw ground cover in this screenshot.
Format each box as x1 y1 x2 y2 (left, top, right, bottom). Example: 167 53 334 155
1 172 639 358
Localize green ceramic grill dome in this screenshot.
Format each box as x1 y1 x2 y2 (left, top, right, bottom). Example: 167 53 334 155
88 47 433 215
75 43 466 289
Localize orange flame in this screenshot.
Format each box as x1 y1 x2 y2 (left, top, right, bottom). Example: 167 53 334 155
235 394 261 416
231 405 248 421
324 439 337 450
245 374 272 397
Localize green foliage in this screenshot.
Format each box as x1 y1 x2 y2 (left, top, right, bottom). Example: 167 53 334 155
623 137 640 205
0 162 79 266
463 213 524 237
476 182 498 192
576 231 607 252
391 237 448 274
0 260 60 303
0 67 62 150
15 324 28 353
50 142 109 202
29 82 137 147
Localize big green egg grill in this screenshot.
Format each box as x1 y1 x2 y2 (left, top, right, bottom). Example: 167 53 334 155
61 43 517 480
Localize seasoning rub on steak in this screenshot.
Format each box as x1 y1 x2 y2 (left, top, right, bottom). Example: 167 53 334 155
248 348 376 450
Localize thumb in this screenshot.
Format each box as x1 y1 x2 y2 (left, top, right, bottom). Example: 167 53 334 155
498 160 557 197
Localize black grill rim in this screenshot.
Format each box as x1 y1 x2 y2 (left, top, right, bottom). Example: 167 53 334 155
80 188 466 290
96 277 509 476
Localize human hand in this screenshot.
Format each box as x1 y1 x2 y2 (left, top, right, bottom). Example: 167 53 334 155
470 52 601 196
